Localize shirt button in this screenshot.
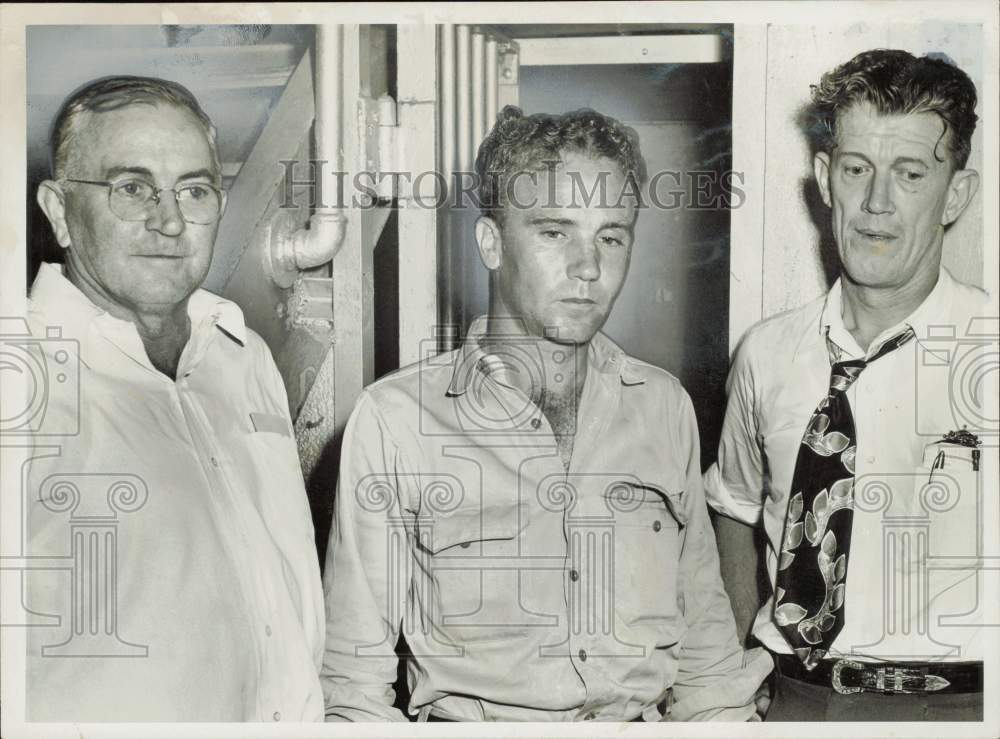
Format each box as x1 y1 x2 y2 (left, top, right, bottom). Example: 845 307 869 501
866 455 876 464
578 649 587 662
530 417 541 429
211 457 219 467
273 711 281 721
584 712 597 720
265 625 272 636
569 569 579 582
652 520 662 532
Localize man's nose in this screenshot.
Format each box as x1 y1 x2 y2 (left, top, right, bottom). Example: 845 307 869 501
567 238 601 282
145 189 186 236
862 170 895 215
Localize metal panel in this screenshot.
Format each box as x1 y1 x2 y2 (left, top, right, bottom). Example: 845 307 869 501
331 24 374 437
397 25 439 366
517 34 724 66
205 51 315 293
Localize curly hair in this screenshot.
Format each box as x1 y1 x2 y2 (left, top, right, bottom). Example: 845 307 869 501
50 76 220 181
474 106 645 221
806 49 978 169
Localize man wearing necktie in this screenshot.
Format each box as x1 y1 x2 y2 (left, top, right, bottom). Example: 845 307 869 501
705 49 990 721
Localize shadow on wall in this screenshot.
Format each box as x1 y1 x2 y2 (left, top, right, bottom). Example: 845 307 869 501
801 175 842 290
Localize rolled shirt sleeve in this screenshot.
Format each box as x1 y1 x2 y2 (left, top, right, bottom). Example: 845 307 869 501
321 391 409 722
668 393 773 721
703 333 766 525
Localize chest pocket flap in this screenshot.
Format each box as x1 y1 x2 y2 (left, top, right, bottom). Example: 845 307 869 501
417 504 527 554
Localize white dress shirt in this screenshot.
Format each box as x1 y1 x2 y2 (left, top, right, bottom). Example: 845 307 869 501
705 268 991 662
24 263 325 721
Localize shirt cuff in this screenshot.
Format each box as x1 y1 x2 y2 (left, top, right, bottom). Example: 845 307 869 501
703 464 763 525
667 647 774 722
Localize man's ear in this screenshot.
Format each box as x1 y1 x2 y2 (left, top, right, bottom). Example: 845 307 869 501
475 215 502 271
813 151 833 208
942 168 980 227
36 180 72 248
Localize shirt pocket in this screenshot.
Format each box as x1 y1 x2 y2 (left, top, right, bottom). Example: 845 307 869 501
604 479 686 634
911 442 981 558
241 430 313 539
415 504 530 644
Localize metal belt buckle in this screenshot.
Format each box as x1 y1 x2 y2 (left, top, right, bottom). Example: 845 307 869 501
831 659 863 695
832 660 951 695
876 665 926 694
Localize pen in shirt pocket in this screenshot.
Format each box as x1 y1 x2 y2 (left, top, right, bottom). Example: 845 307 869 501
925 428 981 485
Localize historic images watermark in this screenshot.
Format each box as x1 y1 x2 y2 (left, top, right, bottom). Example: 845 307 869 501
276 159 746 212
0 318 149 658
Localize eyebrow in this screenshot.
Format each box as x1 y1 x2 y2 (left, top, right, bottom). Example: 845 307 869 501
102 166 216 182
528 217 575 227
527 216 631 230
838 151 931 168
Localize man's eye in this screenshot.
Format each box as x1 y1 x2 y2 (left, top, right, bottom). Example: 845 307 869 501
540 230 565 240
843 165 869 177
114 180 151 199
900 170 925 182
180 184 212 201
600 235 624 248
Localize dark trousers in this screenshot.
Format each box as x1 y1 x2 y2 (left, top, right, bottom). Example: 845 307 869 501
766 663 983 722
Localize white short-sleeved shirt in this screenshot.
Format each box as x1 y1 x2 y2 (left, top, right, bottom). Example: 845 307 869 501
705 268 991 662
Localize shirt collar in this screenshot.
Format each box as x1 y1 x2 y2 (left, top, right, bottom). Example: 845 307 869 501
446 315 646 396
806 267 956 360
28 262 247 367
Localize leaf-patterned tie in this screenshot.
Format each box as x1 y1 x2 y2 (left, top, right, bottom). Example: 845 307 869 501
774 327 915 669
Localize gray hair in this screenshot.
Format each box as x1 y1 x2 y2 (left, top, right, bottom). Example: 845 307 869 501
50 75 221 181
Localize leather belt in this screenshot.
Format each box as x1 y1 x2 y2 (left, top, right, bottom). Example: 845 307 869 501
776 654 983 696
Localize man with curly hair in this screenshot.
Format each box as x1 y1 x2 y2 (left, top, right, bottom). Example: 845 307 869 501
322 106 772 722
706 49 987 721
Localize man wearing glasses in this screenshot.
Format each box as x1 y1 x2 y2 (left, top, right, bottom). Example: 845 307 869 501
25 76 324 721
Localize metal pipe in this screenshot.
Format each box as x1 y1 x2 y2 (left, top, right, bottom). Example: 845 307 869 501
269 24 347 285
456 25 472 173
440 24 456 187
472 31 485 147
485 37 498 131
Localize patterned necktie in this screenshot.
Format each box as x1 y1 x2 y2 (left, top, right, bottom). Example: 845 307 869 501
774 326 915 669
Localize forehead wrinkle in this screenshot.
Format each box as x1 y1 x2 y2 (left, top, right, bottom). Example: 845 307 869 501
835 105 950 165
72 103 219 183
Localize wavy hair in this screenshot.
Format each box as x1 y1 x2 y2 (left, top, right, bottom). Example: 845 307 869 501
474 106 645 222
806 49 978 169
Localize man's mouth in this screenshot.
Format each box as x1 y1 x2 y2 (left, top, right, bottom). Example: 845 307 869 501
560 298 596 304
855 227 897 242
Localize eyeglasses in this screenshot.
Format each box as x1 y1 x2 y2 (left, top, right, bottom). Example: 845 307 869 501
62 177 224 225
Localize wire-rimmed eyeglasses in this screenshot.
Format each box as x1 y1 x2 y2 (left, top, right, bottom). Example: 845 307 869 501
62 177 225 225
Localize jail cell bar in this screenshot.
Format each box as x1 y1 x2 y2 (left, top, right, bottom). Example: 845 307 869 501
437 25 505 350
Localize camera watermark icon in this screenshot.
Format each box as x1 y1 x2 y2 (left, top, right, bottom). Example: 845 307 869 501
0 318 79 437
418 318 577 437
846 469 994 660
914 315 999 444
25 473 150 658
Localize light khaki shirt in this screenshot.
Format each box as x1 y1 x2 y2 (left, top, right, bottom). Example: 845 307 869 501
25 263 325 721
322 318 771 722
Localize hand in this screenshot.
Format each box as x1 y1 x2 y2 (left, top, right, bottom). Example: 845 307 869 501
751 681 771 721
